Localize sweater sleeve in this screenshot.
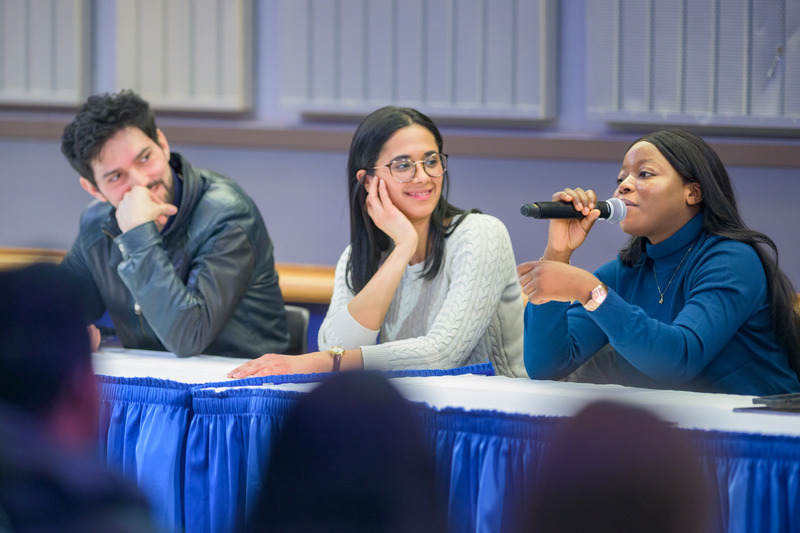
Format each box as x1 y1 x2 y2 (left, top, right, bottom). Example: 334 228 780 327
523 292 610 380
317 246 380 350
593 242 767 382
525 240 770 383
361 215 517 371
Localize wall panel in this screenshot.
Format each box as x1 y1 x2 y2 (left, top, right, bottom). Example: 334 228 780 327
0 0 88 106
115 0 253 111
587 0 800 129
280 0 557 120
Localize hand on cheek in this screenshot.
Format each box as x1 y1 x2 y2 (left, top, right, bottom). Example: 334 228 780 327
365 178 416 249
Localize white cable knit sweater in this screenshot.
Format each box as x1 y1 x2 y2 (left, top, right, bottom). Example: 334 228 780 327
318 214 527 377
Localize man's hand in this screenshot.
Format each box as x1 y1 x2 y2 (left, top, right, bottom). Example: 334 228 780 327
116 185 178 232
87 324 101 352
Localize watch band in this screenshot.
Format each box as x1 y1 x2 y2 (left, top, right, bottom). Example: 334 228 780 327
329 346 344 372
583 283 608 312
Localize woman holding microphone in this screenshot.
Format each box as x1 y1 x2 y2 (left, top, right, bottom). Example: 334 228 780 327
518 129 800 395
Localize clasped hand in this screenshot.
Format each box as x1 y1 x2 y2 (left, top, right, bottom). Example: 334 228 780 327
517 260 602 306
116 185 178 233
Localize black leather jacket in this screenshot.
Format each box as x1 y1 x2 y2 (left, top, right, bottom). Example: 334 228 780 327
62 152 289 358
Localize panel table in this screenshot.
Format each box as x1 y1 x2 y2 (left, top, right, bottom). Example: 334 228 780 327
94 349 800 533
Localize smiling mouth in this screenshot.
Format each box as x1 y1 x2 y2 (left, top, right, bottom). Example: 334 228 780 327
406 189 432 198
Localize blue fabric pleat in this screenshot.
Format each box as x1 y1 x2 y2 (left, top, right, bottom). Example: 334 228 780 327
415 407 559 533
202 362 496 390
97 375 193 533
97 372 800 533
184 387 304 533
689 430 800 533
201 370 342 389
386 362 495 378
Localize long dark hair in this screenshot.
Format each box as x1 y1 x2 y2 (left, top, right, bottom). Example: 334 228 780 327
345 106 475 293
619 129 800 379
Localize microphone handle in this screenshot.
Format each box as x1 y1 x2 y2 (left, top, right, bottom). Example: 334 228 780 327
520 201 611 219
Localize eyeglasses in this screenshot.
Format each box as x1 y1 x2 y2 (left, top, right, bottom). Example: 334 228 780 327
370 153 448 183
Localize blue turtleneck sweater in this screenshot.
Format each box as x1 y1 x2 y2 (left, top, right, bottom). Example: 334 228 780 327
523 213 800 395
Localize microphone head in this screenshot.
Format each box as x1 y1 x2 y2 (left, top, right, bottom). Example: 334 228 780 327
520 203 535 217
604 197 627 224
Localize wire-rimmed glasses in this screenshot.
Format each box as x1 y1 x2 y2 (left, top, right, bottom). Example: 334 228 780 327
369 153 448 183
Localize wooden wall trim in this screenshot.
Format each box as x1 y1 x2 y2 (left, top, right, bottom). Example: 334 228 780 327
0 247 335 305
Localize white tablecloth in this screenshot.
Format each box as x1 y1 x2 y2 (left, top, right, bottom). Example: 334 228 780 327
93 347 800 437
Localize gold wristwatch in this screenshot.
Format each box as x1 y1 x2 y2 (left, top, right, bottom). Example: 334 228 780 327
329 346 344 372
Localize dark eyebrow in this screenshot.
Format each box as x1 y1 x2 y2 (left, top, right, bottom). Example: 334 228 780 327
620 157 657 173
390 150 438 161
101 147 149 180
101 168 120 180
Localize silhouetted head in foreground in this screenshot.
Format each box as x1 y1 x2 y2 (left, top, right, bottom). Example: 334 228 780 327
529 401 712 533
0 263 157 532
247 371 444 533
0 263 98 445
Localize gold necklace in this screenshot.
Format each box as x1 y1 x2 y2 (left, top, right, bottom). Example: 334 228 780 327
653 244 693 304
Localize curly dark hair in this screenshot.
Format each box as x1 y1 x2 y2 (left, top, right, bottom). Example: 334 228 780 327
61 90 158 185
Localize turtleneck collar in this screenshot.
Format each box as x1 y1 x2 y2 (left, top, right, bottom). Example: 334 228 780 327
644 212 704 261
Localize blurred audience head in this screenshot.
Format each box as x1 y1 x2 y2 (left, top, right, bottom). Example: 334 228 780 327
529 400 712 533
246 371 444 533
0 263 98 446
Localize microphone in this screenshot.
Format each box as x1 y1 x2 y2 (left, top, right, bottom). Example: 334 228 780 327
520 197 627 224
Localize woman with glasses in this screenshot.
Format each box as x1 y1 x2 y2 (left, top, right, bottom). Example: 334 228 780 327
229 106 526 378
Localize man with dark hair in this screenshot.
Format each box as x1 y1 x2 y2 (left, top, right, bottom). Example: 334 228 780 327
61 90 288 358
0 263 157 532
